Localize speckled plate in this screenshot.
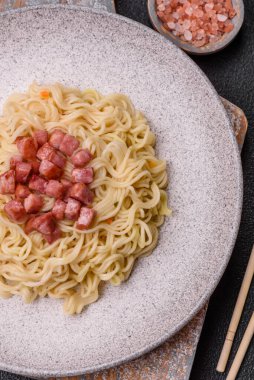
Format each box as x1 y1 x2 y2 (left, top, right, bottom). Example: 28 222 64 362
0 5 242 378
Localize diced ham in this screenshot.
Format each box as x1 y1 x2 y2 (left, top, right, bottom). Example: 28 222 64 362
34 130 48 147
4 200 27 222
32 212 55 235
65 198 81 220
49 130 65 149
30 160 40 174
48 150 66 169
16 137 37 160
68 183 94 205
71 167 93 184
37 143 55 161
24 194 43 213
43 225 62 244
15 162 32 183
52 199 66 220
45 180 64 199
0 170 15 194
61 179 72 191
71 149 93 167
25 216 36 234
39 160 62 179
61 179 73 201
28 175 48 194
15 184 30 200
36 143 66 168
59 134 80 156
76 207 96 230
10 155 22 170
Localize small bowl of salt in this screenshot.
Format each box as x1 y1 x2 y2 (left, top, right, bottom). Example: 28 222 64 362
147 0 244 54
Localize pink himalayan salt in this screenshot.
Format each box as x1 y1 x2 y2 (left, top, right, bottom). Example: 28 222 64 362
184 30 193 41
185 6 193 15
217 13 228 21
205 3 214 11
156 0 236 48
183 19 191 29
167 21 176 29
158 4 166 11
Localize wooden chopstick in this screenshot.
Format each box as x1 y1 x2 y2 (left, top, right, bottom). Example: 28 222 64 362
216 245 254 372
226 312 254 380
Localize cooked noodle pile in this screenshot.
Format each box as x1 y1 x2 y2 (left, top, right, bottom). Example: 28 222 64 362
0 83 171 314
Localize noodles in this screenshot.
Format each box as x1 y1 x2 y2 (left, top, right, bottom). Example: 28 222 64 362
0 83 171 314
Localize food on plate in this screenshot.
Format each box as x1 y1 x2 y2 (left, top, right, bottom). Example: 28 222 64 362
0 83 170 314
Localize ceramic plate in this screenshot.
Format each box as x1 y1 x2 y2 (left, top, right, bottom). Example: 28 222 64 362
0 5 242 377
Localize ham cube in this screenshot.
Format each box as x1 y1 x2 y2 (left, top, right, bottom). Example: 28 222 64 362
71 167 93 184
37 143 66 168
61 179 73 201
49 130 65 149
25 216 36 234
52 199 66 220
59 134 80 156
32 212 56 235
76 207 96 230
34 130 48 147
65 198 81 220
37 142 55 161
30 160 40 174
45 180 64 199
71 149 93 167
16 137 37 160
24 194 43 213
68 183 94 205
48 150 66 169
15 162 32 183
4 200 27 222
39 160 62 179
61 179 72 192
0 170 15 194
10 155 22 170
28 175 48 194
43 225 62 244
15 184 30 200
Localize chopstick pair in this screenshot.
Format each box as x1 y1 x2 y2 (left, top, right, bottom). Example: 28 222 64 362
216 245 254 380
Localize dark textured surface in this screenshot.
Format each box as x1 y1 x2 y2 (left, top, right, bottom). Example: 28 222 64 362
0 1 253 379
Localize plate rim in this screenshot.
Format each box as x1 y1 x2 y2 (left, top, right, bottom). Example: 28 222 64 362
0 4 243 377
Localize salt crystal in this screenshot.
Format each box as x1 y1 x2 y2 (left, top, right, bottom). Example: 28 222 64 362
185 6 193 16
183 19 191 29
167 21 176 29
172 11 180 19
158 4 166 11
224 23 234 32
193 38 207 47
175 23 184 33
204 3 214 12
193 9 204 17
217 14 228 22
184 30 193 41
196 28 205 40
